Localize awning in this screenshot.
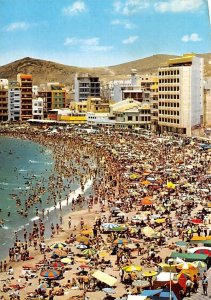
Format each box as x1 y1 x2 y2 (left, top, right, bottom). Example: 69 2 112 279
92 270 117 286
141 289 162 296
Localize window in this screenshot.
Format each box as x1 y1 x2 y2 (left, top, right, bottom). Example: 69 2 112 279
128 116 132 121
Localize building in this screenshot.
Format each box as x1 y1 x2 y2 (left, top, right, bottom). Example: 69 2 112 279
204 78 211 128
110 99 151 129
74 73 100 102
38 83 67 118
158 54 204 136
32 97 44 120
8 81 21 121
17 74 33 121
86 97 110 113
0 82 8 121
87 112 113 126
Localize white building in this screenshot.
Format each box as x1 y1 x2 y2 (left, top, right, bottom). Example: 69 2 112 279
74 73 100 102
8 81 21 121
87 112 114 126
158 54 204 136
32 97 44 119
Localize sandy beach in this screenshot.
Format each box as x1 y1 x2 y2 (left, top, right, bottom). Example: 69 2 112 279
0 124 210 300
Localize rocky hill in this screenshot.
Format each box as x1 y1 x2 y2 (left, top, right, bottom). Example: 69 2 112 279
0 53 210 85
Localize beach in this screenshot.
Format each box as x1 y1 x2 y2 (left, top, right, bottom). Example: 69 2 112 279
0 124 210 300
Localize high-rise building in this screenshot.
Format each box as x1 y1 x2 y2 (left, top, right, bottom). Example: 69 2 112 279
158 54 204 136
17 74 33 121
74 73 100 102
8 81 21 121
0 81 8 121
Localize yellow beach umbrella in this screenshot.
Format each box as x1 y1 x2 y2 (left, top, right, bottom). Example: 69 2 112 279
122 265 142 273
99 251 110 258
142 271 157 277
143 226 155 237
154 218 166 224
167 182 175 189
81 229 93 236
61 257 72 263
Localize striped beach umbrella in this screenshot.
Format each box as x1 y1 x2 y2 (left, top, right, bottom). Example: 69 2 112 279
82 248 96 256
40 269 60 279
50 242 67 249
102 223 119 230
193 261 207 268
113 238 129 245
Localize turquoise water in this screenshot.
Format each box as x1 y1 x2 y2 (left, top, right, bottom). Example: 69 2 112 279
0 137 80 259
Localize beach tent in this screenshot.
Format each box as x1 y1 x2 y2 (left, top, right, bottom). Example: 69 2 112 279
169 252 210 268
156 272 177 282
92 270 117 286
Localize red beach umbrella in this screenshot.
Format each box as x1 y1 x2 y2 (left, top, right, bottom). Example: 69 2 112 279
194 249 211 256
191 219 203 224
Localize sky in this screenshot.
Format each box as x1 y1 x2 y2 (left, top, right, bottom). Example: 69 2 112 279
0 0 210 67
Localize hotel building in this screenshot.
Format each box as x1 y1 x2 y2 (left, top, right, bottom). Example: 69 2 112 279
17 74 33 121
158 54 203 136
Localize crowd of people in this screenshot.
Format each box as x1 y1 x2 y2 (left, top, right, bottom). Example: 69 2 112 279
0 123 210 300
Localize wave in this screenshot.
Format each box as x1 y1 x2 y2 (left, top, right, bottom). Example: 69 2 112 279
19 169 27 172
28 160 53 165
29 178 93 222
0 182 9 186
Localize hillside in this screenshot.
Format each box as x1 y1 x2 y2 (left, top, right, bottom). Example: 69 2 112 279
0 53 210 85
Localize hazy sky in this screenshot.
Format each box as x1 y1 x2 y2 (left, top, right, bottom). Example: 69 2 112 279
0 0 210 67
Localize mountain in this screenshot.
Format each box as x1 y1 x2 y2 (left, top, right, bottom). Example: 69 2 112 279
0 53 210 85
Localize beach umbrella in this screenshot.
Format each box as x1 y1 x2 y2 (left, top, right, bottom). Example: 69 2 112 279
61 257 71 264
81 229 93 235
167 182 175 189
132 280 150 288
191 219 203 224
111 226 127 232
76 236 90 245
102 223 118 229
102 288 116 294
141 198 153 205
176 262 197 270
122 265 142 273
154 218 166 224
113 238 129 245
79 264 92 269
110 207 120 212
82 248 96 256
40 268 60 279
50 261 64 268
98 251 110 258
142 270 157 277
194 248 211 256
75 257 89 263
143 226 155 237
193 261 207 268
76 244 88 249
53 249 67 258
130 173 140 180
140 180 151 185
50 242 67 249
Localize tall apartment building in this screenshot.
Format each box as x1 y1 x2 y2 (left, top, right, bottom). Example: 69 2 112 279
139 75 159 131
74 73 100 102
8 81 21 121
17 74 33 121
0 81 8 121
38 83 66 117
158 54 203 136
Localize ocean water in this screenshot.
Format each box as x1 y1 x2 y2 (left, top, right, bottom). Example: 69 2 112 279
0 136 87 260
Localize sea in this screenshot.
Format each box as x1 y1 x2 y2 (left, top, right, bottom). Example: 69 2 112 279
0 136 92 260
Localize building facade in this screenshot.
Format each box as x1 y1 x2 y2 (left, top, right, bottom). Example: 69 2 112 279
0 85 8 121
17 74 33 121
8 81 21 121
158 54 203 136
32 98 44 119
74 73 100 102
